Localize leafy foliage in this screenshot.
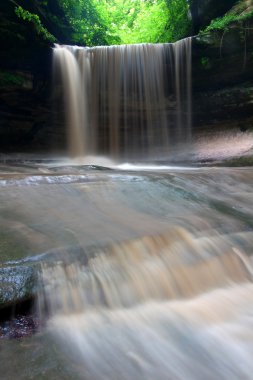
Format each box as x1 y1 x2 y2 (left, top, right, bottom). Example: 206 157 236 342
13 0 191 46
55 0 191 45
164 0 191 42
15 6 56 42
93 0 171 44
96 0 191 44
50 0 112 45
200 56 211 69
201 5 253 33
0 70 24 87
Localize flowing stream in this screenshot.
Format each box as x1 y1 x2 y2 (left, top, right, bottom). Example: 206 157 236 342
1 37 253 380
1 159 253 379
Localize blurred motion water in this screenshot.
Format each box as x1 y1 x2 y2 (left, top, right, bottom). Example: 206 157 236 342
1 158 253 379
54 39 192 159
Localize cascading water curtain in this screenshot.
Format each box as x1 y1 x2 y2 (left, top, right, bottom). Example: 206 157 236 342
54 38 192 159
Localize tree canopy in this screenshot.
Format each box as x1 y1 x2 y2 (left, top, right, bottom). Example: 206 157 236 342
92 0 191 45
13 0 191 46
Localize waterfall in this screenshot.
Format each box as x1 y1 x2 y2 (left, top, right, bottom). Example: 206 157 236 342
54 38 192 159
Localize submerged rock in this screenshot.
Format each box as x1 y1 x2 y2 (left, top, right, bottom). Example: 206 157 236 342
0 265 37 308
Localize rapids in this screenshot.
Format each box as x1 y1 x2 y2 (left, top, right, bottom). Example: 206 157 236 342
0 159 253 379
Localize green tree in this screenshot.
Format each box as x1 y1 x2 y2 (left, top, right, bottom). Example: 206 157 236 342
13 0 192 46
55 0 111 45
93 0 191 44
15 5 56 42
163 0 191 42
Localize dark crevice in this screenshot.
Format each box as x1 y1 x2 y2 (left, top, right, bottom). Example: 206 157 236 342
0 297 39 339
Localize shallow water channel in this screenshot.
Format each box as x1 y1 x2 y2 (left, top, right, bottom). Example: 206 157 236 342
0 158 253 379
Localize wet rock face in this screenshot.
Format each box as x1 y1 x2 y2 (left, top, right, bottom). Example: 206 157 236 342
0 1 66 153
189 0 237 34
0 72 66 153
193 85 253 131
0 266 36 308
192 27 253 90
191 25 253 133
